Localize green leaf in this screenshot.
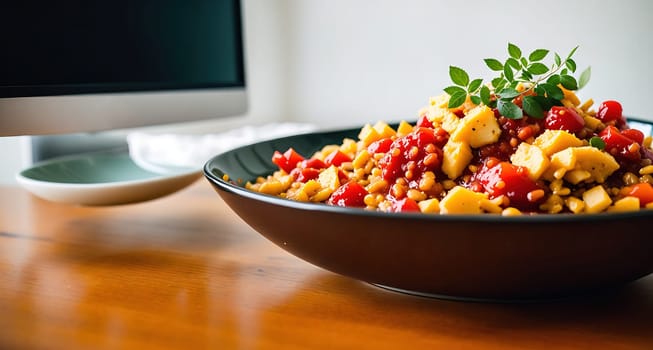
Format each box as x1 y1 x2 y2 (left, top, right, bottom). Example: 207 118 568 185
565 58 577 73
539 82 564 100
520 57 528 67
468 78 483 93
560 68 568 76
480 85 491 105
498 100 523 119
497 87 521 100
522 96 544 118
508 43 522 59
503 64 514 82
506 57 521 69
470 95 482 105
578 66 591 89
547 74 561 86
554 53 561 66
491 77 503 88
560 74 578 90
528 49 549 62
484 58 503 71
532 95 555 111
520 70 533 81
449 66 469 86
526 62 549 75
566 45 579 60
448 91 467 108
493 78 507 93
444 85 466 96
589 136 606 150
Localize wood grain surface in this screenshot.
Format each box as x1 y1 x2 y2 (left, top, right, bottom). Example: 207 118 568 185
1 181 652 349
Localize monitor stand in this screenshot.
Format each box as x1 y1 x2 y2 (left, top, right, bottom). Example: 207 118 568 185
29 133 128 164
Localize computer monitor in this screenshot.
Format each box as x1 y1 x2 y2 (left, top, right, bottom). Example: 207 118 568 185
0 0 247 160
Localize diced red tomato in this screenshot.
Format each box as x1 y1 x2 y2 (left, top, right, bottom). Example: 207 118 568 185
379 127 442 184
597 100 625 126
338 169 349 183
389 197 420 213
368 138 393 154
324 150 352 167
544 106 585 133
417 114 434 128
620 183 653 207
599 126 641 162
472 160 543 211
290 167 321 182
272 148 305 173
328 181 368 207
620 128 645 145
299 158 327 169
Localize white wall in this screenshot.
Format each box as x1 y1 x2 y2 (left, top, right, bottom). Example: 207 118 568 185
283 0 653 128
2 0 652 184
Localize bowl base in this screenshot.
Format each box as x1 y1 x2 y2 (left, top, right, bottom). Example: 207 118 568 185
371 283 585 304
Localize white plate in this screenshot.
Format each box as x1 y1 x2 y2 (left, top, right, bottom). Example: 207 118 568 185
16 149 201 206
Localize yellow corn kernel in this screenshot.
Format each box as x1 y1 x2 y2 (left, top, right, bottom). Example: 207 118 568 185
293 190 309 202
639 165 653 175
561 86 581 106
565 197 585 214
301 180 321 196
366 178 388 194
607 196 640 213
363 194 378 208
480 197 503 214
373 121 397 139
501 207 522 216
579 98 594 112
540 194 564 214
258 181 285 195
340 138 358 155
583 115 603 132
644 136 652 149
396 120 414 137
441 180 456 190
406 189 426 202
358 124 381 146
352 150 371 171
311 188 333 202
418 198 440 214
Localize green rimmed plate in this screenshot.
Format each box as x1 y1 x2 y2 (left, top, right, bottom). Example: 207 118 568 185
17 149 201 206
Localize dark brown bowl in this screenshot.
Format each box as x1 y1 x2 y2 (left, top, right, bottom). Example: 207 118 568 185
203 121 653 302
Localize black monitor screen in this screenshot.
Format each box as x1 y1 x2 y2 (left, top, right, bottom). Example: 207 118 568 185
0 0 245 98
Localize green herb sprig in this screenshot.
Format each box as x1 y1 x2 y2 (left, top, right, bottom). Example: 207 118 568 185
444 43 592 119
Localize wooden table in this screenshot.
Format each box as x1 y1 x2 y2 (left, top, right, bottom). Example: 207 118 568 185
1 180 652 350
